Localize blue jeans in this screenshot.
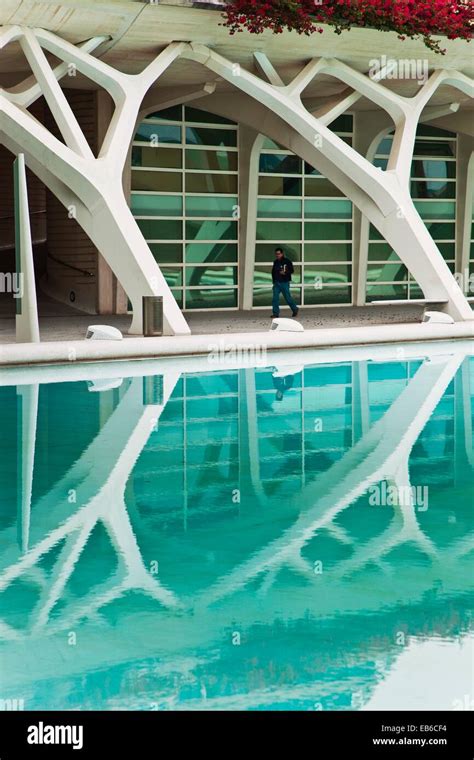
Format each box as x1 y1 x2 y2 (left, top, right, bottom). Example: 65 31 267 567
272 281 298 316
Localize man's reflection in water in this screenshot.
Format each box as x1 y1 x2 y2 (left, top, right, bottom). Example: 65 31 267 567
273 374 295 401
271 365 303 401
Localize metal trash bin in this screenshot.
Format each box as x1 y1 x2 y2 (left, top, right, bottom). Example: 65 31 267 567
142 295 163 337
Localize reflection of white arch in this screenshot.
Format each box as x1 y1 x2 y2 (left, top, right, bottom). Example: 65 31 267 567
2 350 472 632
0 371 182 638
195 354 464 608
0 351 472 713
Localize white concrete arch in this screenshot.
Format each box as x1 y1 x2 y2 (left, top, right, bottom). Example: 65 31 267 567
1 27 472 325
0 25 190 336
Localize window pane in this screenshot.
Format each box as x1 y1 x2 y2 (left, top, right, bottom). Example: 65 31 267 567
184 107 236 125
131 194 182 217
186 149 238 171
415 201 455 220
369 225 384 241
161 267 183 288
259 176 302 196
136 219 183 240
304 286 351 305
171 289 183 308
425 221 455 239
185 196 237 218
411 180 455 199
413 140 455 158
416 125 455 138
374 158 388 170
255 243 301 263
366 283 408 300
375 137 393 155
185 289 237 309
409 284 423 299
368 244 401 262
331 114 353 132
367 264 408 282
259 154 302 174
262 138 285 150
304 162 322 176
257 198 302 218
304 199 352 219
437 243 455 260
303 265 351 285
185 266 237 287
305 178 344 197
304 242 352 262
253 288 274 307
185 220 238 240
304 222 352 241
131 171 182 192
131 146 182 169
135 123 181 144
186 127 237 147
147 105 182 122
185 243 238 264
186 173 238 194
256 221 301 241
412 160 456 180
149 243 183 264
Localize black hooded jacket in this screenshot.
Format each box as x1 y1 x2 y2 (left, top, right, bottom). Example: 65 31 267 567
272 257 294 283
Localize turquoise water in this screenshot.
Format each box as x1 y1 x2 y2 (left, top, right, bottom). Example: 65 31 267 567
0 349 472 710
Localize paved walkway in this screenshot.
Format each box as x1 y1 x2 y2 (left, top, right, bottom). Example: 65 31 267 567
0 295 424 343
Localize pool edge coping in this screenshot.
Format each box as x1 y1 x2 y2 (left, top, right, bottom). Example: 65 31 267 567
0 321 473 368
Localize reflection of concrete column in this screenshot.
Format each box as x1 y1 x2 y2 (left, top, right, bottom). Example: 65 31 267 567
238 368 267 508
14 153 40 343
16 383 39 553
454 358 473 483
352 360 370 443
455 135 474 278
239 128 264 310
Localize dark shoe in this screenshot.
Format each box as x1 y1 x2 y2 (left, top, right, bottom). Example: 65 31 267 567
292 308 299 318
271 314 279 318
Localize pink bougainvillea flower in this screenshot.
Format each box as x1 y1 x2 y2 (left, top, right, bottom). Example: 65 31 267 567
223 0 473 54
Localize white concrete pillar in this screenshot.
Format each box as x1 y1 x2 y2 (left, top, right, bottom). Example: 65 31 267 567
14 153 40 343
352 112 392 306
239 127 263 310
455 134 474 285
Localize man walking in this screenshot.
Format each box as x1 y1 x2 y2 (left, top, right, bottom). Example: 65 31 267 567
271 247 299 318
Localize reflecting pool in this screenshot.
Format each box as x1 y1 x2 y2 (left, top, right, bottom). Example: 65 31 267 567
0 346 472 710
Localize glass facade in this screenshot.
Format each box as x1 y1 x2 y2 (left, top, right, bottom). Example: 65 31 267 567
367 124 457 301
253 115 354 307
131 105 239 310
131 110 467 312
